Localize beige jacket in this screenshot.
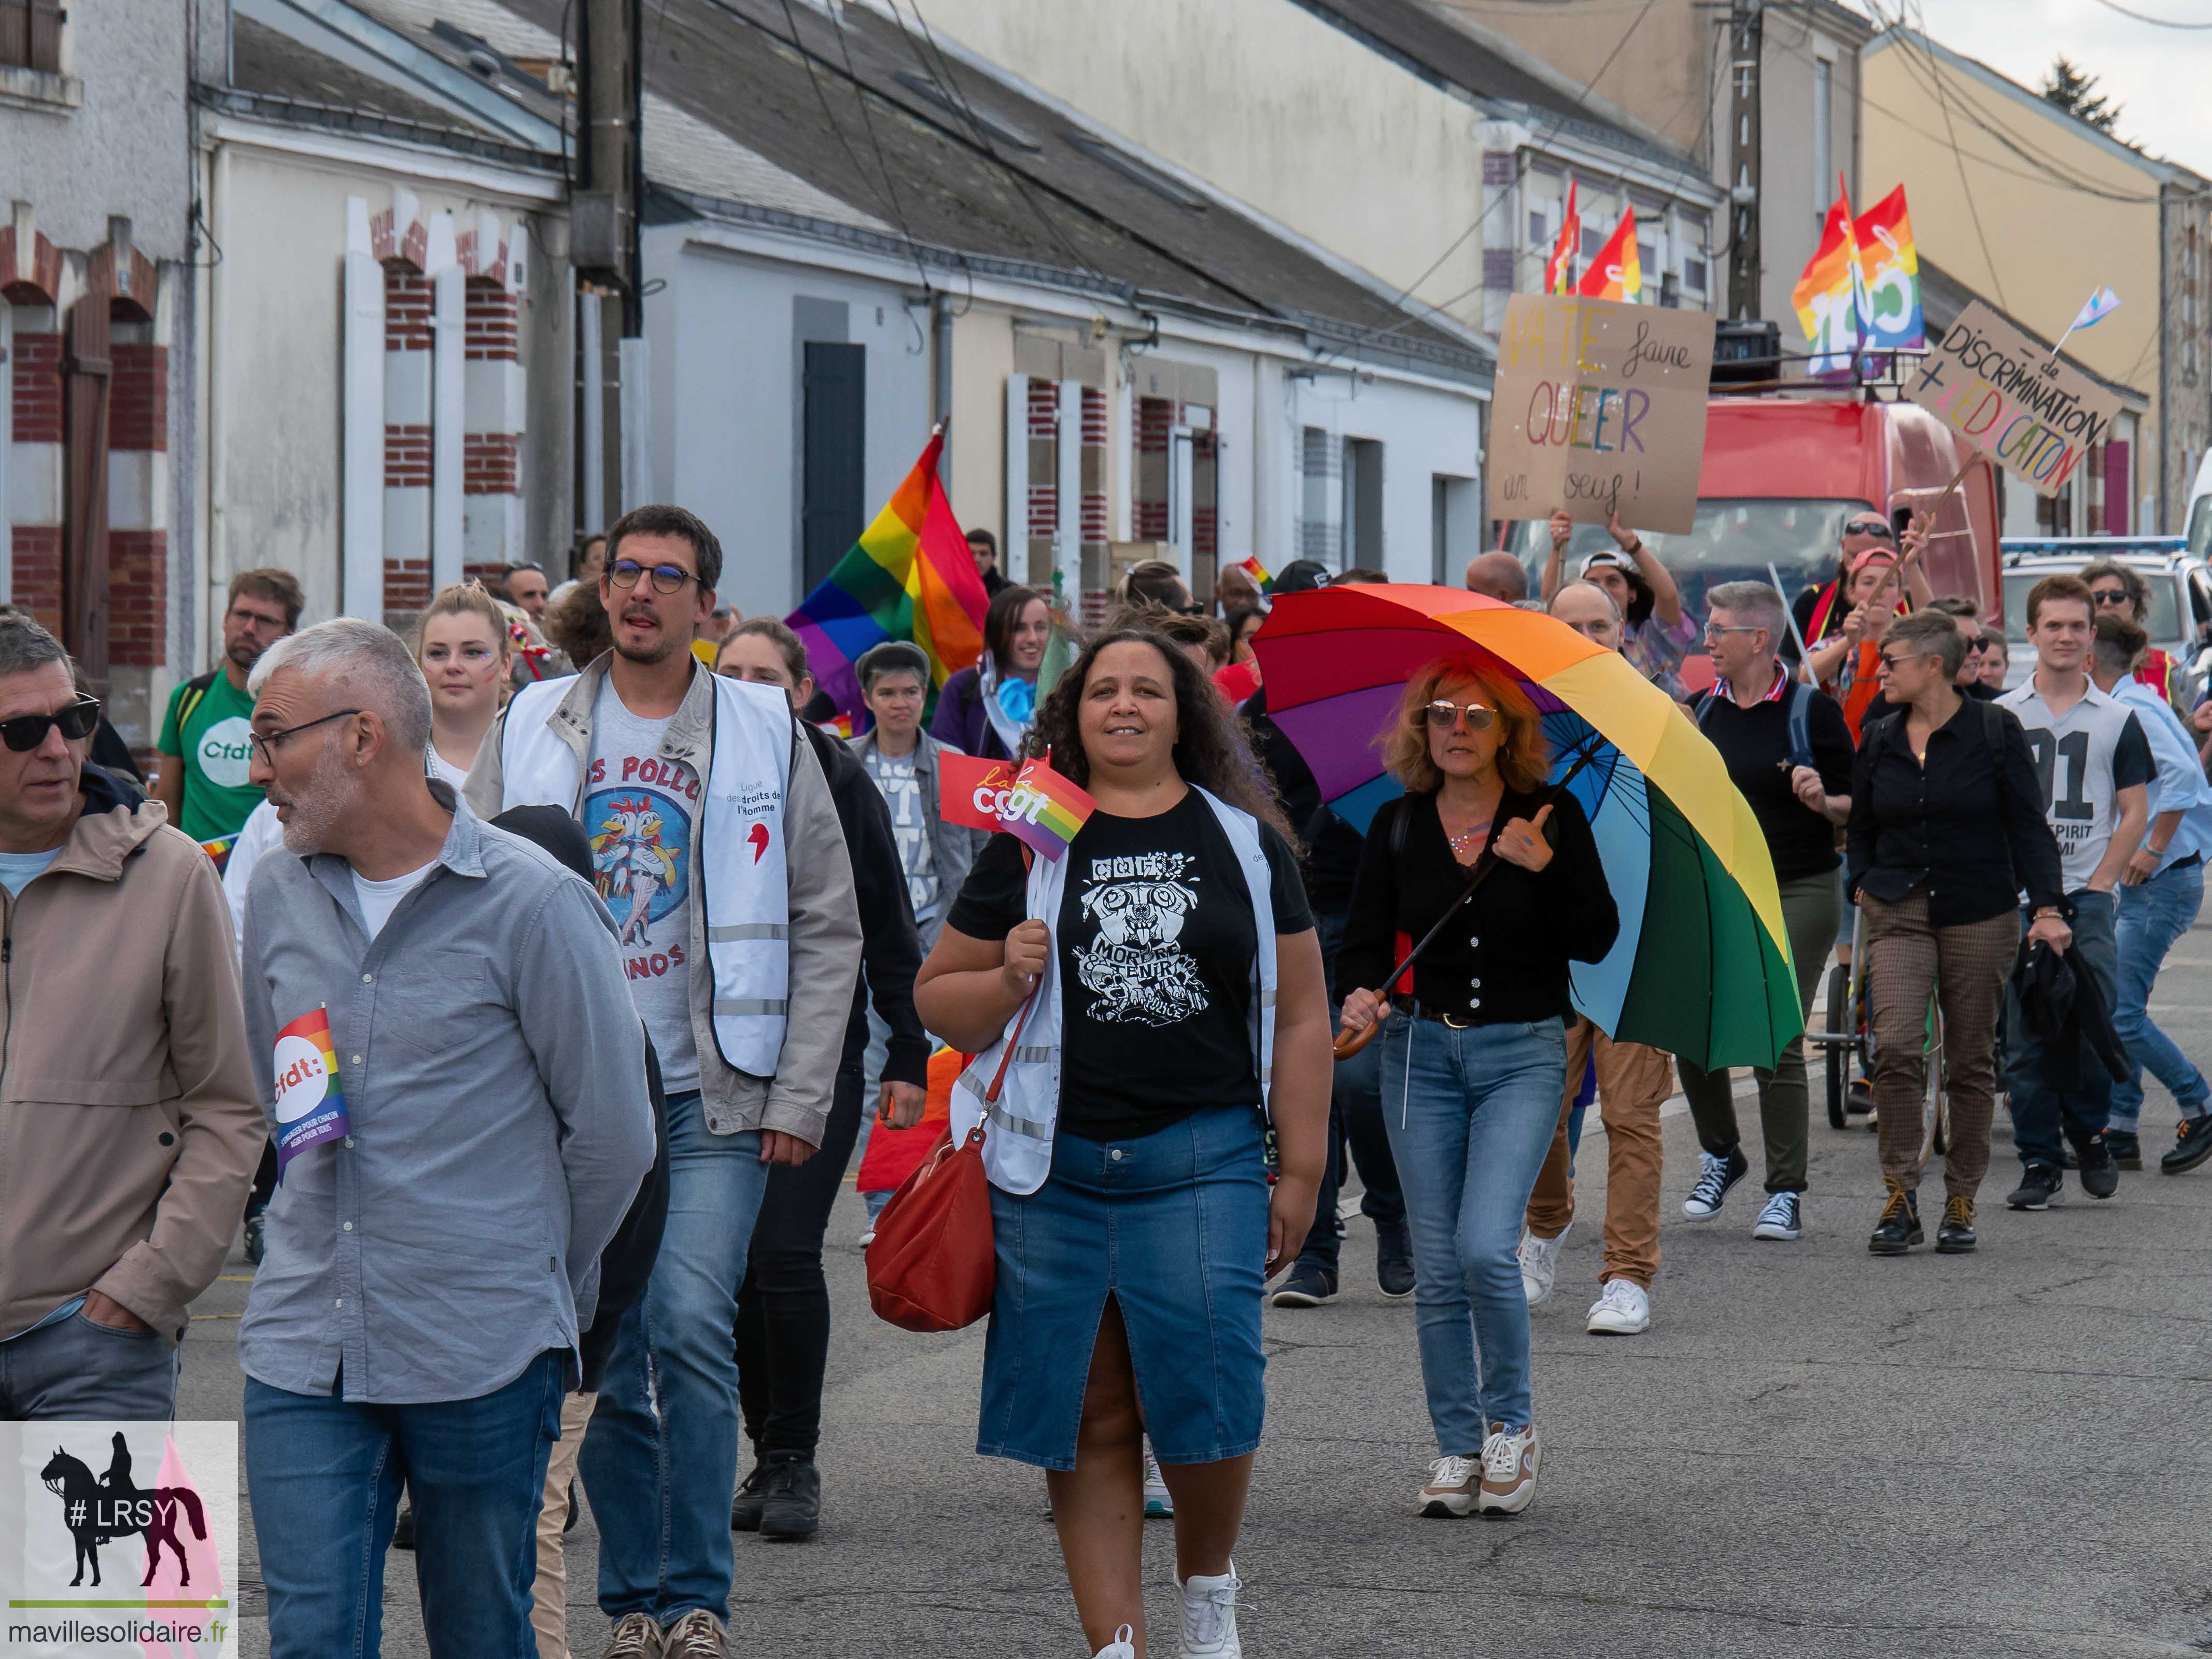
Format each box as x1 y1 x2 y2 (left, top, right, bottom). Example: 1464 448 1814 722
0 787 263 1343
464 653 862 1149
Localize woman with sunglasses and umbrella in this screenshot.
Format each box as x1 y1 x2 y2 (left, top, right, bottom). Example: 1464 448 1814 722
1334 657 1617 1521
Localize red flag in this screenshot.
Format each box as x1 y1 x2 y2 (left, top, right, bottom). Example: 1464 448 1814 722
1544 180 1580 297
1575 209 1640 302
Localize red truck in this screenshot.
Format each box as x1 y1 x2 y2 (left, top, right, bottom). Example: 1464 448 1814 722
1505 393 2002 685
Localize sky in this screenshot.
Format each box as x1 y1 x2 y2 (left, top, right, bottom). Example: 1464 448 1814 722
1903 0 2212 173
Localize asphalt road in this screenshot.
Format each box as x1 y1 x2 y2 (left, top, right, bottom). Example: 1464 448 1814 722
185 923 2212 1658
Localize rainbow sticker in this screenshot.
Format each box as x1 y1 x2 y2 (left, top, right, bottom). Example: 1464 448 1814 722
271 1005 349 1180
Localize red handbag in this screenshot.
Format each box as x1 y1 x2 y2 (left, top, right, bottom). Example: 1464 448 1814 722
865 1119 996 1332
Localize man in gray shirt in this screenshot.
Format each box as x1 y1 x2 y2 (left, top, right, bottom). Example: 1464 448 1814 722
237 618 654 1659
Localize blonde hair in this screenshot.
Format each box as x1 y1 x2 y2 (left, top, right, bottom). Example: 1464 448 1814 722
1379 652 1550 795
415 581 514 665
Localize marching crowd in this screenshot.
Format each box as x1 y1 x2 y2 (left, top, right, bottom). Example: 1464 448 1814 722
1 495 2208 1659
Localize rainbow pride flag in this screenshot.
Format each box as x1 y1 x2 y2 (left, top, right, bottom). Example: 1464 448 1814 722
1544 180 1580 297
1854 185 1922 351
1793 180 1863 376
787 431 990 718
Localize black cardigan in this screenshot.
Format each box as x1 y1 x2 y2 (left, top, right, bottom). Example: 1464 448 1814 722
1338 788 1619 1026
1846 697 2066 926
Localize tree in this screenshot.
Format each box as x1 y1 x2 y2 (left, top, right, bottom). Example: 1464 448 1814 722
2041 54 2122 134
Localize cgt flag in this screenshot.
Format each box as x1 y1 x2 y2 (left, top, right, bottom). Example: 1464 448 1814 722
939 750 1096 862
1543 180 1580 297
271 1005 349 1180
1575 207 1639 303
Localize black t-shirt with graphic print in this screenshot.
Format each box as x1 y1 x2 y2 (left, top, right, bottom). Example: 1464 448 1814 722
947 791 1312 1143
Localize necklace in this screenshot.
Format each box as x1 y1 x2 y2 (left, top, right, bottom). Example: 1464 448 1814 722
1446 817 1494 855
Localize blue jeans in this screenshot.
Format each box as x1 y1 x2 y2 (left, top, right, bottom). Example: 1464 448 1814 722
580 1091 768 1626
1380 1015 1567 1454
0 1306 178 1419
2007 890 2120 1169
245 1349 564 1659
2110 860 2210 1129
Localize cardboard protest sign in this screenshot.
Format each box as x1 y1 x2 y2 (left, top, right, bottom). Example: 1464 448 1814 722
1904 301 2123 498
1487 294 1717 535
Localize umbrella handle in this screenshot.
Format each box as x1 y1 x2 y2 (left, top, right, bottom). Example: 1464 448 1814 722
1333 1020 1379 1060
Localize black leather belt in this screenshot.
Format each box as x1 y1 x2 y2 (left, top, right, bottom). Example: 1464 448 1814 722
2169 852 2203 871
1390 993 1476 1029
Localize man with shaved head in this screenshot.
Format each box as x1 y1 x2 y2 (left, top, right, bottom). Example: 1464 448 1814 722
1464 551 1530 604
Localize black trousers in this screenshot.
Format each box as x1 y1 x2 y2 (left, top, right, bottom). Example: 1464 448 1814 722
734 1056 866 1459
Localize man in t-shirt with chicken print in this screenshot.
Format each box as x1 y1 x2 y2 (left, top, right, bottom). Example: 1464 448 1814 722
589 791 688 952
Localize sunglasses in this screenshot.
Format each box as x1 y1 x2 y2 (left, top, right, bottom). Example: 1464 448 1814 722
1 695 101 753
1877 650 1927 673
2090 589 2132 608
608 559 702 596
1843 518 1895 541
1424 698 1498 732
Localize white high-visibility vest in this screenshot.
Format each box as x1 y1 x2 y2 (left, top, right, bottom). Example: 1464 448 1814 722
951 785 1279 1194
499 670 796 1077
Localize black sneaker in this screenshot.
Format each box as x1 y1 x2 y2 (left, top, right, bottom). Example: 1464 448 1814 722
565 1479 580 1535
1682 1144 1749 1220
1934 1195 1977 1254
2163 1113 2212 1175
1375 1223 1416 1300
2075 1135 2119 1199
1270 1262 1337 1308
757 1455 821 1541
2006 1164 2064 1210
242 1208 266 1267
2105 1129 2143 1170
390 1501 415 1550
731 1458 769 1532
1867 1180 1923 1255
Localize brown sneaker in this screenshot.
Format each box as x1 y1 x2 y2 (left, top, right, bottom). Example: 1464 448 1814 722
1417 1454 1479 1517
1476 1422 1541 1515
601 1613 663 1658
661 1610 728 1658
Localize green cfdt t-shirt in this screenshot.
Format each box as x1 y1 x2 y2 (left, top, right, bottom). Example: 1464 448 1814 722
157 672 264 842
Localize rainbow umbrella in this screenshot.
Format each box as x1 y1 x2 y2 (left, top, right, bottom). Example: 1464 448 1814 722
1251 583 1799 1071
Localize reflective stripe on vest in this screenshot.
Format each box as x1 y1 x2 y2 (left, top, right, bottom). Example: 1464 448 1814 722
499 669 796 1076
949 785 1279 1196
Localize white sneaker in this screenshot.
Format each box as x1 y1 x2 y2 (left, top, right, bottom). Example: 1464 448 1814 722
1476 1423 1541 1515
857 1226 877 1248
1094 1625 1137 1659
1417 1453 1479 1517
1585 1277 1650 1335
1143 1446 1174 1518
1176 1564 1242 1657
1752 1191 1802 1241
1516 1224 1568 1305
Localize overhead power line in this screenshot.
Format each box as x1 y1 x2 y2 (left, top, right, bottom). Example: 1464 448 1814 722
2090 0 2212 27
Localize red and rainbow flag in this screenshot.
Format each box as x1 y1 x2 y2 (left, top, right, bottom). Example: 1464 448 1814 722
939 750 1096 862
786 430 990 719
1543 180 1580 297
1793 178 1864 375
1575 208 1640 303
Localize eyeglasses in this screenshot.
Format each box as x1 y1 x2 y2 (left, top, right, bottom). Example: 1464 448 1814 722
1876 650 1926 673
0 695 101 753
1424 698 1498 732
1703 624 1765 642
1843 518 1896 541
248 708 362 767
607 559 702 596
2089 588 2132 608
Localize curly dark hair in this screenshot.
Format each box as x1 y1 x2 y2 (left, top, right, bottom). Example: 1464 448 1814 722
1022 627 1294 844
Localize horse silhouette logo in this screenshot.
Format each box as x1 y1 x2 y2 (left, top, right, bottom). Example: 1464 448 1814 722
39 1431 207 1587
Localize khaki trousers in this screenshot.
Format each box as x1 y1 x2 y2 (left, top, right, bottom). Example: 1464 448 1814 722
531 1390 596 1659
1524 1017 1672 1287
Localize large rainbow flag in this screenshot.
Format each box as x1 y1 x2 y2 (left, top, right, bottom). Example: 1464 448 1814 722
1792 179 1863 377
1854 184 1923 352
787 431 990 718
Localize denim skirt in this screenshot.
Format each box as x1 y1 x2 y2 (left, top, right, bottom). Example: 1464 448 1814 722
977 1105 1270 1472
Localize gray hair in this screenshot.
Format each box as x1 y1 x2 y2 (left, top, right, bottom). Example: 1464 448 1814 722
0 610 71 681
250 617 433 755
1705 581 1786 644
1887 608 1968 679
1547 580 1622 623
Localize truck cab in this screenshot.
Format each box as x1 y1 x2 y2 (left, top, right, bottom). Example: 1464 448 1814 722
1505 394 2002 686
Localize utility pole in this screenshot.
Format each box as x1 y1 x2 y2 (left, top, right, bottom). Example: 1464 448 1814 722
1726 0 1763 321
577 0 645 519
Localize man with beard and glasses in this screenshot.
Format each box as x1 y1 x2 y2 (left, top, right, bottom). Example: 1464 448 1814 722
156 567 302 864
237 617 655 1659
0 613 260 1418
468 503 861 1659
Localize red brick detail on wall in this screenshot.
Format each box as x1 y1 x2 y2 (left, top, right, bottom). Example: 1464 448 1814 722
0 226 64 303
11 329 62 444
12 525 62 633
385 263 433 352
464 280 519 362
463 432 519 496
384 558 431 611
385 424 433 488
108 529 167 667
109 343 169 453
